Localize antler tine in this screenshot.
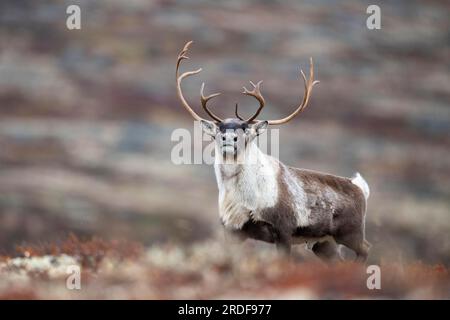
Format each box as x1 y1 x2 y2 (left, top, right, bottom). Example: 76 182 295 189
242 80 265 122
176 41 192 68
234 103 244 120
200 82 222 122
267 57 319 125
176 41 220 122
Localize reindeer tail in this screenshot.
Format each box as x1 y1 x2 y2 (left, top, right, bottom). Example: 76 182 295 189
351 172 370 200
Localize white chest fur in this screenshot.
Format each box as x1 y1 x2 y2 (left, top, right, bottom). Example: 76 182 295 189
214 145 279 230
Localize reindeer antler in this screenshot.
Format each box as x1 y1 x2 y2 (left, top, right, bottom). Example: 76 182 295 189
176 42 319 125
234 103 244 121
200 83 222 122
176 41 223 122
266 58 319 125
242 58 318 125
242 80 265 122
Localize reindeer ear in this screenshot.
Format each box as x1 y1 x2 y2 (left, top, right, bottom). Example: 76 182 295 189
251 120 268 137
200 120 217 137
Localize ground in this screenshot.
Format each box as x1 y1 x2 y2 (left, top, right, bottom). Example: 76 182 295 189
0 235 448 299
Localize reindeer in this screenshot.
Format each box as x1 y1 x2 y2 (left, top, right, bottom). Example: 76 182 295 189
175 41 371 262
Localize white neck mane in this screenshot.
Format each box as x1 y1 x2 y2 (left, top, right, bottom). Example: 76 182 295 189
213 141 280 229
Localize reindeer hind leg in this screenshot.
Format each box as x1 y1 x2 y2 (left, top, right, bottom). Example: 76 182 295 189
335 232 370 263
356 239 371 263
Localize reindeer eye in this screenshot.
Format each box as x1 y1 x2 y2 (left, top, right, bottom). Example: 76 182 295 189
234 137 238 142
222 136 226 141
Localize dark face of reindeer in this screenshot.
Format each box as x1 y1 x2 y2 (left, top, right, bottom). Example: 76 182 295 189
201 118 268 157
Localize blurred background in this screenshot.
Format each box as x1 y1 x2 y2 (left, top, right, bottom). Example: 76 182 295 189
0 0 449 266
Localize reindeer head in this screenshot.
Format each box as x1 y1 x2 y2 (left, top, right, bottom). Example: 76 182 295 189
175 41 319 160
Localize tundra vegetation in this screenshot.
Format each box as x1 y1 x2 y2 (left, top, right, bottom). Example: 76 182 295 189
0 235 448 299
